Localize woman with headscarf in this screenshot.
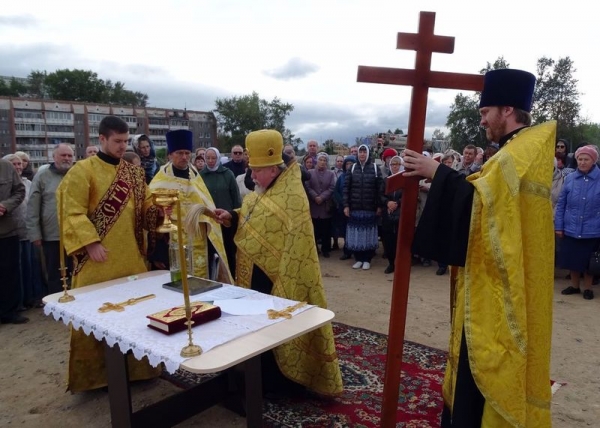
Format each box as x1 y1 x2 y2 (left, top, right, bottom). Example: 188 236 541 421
334 155 356 260
380 155 403 274
305 152 336 258
555 145 600 300
131 134 160 184
343 144 383 270
200 147 242 277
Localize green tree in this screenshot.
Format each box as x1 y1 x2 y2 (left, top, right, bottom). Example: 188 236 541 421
323 139 336 155
155 147 167 165
42 68 148 106
393 128 404 135
0 78 28 97
446 93 486 151
532 57 580 140
27 70 47 98
45 69 107 102
213 91 294 152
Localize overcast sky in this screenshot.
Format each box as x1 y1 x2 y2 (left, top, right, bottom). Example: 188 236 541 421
1 0 597 145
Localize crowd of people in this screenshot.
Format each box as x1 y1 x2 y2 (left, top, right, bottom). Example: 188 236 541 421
0 67 596 427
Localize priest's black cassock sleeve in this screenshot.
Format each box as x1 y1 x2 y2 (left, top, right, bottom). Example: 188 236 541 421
412 164 474 266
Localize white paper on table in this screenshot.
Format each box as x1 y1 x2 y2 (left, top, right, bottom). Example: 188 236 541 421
214 298 274 316
198 285 258 301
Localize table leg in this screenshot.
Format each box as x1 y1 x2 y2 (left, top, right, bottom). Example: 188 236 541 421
244 355 263 428
104 341 133 427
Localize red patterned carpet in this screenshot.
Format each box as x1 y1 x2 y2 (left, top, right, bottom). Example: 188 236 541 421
163 322 447 427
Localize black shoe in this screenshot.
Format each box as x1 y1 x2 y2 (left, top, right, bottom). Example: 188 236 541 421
339 254 351 260
436 267 447 275
384 265 394 274
1 315 29 324
323 252 330 258
561 286 581 295
583 289 594 300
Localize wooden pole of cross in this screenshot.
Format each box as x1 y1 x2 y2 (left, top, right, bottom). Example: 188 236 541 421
356 11 484 427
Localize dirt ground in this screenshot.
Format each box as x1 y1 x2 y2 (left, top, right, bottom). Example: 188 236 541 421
1 247 598 427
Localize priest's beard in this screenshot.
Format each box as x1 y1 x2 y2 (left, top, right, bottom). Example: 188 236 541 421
254 182 266 195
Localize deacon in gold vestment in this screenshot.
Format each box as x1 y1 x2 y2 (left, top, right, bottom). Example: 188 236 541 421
148 130 232 283
404 70 554 427
58 116 161 392
216 130 343 396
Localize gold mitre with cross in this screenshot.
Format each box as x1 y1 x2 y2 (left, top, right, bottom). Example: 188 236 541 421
246 129 284 168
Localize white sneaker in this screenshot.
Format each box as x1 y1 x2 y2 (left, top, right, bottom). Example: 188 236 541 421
362 262 371 270
352 261 363 269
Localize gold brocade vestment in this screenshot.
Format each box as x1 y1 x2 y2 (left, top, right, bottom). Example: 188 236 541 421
235 162 343 396
58 155 161 392
445 122 556 427
149 163 233 283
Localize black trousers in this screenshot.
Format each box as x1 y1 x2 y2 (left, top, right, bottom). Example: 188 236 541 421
312 217 332 254
0 235 21 320
441 329 485 427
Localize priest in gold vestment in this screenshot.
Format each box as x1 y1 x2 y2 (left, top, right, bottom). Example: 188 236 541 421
404 70 554 427
215 129 343 396
58 116 161 392
148 129 232 283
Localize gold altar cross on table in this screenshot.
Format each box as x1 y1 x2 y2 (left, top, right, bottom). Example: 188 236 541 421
357 11 484 427
98 294 156 313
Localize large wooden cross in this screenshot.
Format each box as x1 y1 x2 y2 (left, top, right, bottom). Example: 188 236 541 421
357 11 484 427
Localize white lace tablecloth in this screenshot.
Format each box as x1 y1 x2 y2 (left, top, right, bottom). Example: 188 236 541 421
44 273 312 374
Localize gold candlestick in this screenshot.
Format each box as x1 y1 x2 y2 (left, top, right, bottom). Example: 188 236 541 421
175 198 202 357
58 188 75 303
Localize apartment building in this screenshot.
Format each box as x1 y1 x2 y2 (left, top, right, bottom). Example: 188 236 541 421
0 96 217 168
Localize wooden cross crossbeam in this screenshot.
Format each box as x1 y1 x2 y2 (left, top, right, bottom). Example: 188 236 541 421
356 11 484 428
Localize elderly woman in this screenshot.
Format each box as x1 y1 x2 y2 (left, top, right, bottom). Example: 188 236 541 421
305 152 336 258
3 154 43 309
200 147 241 277
555 145 600 300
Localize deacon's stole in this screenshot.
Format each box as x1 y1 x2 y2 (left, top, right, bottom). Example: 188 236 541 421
149 164 232 283
67 161 150 275
59 158 156 279
446 121 556 427
235 162 343 396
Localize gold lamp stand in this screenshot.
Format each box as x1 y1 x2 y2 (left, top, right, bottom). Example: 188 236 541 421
152 189 202 357
58 188 74 303
57 266 75 303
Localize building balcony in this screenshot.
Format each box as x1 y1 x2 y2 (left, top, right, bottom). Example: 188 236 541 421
47 132 75 138
14 117 45 124
15 130 45 137
15 144 47 150
148 124 169 129
169 125 189 131
45 119 74 126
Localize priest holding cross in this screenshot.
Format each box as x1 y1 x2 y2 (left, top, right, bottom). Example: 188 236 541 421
357 11 554 428
404 69 555 427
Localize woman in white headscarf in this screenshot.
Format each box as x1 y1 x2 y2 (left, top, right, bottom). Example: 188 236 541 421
342 144 383 270
200 147 242 277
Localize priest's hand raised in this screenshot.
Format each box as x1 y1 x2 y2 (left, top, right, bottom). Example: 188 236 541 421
86 242 108 262
402 149 440 179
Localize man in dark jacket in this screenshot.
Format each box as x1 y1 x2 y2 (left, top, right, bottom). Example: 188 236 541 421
0 159 27 324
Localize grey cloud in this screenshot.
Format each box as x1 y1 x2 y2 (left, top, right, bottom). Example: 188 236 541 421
0 14 37 27
263 57 319 81
287 99 451 145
